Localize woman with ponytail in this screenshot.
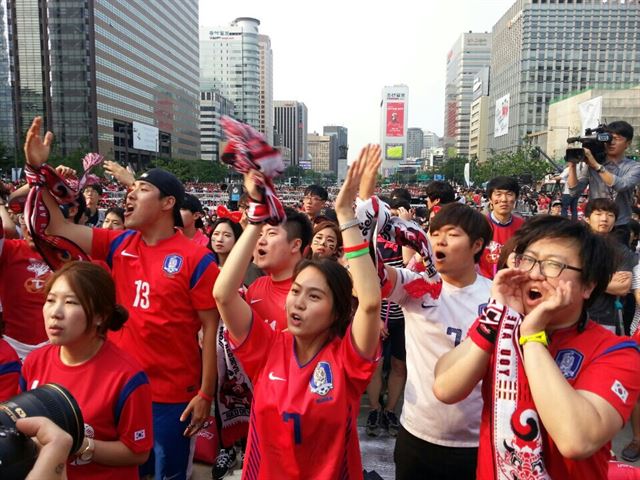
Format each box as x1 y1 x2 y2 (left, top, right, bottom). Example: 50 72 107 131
21 261 153 480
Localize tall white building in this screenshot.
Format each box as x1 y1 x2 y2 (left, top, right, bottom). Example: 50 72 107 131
200 90 235 162
258 34 273 144
200 18 261 131
443 32 492 158
380 85 409 174
308 133 336 173
274 101 308 167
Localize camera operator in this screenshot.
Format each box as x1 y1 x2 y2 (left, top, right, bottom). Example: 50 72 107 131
568 121 639 244
16 417 72 480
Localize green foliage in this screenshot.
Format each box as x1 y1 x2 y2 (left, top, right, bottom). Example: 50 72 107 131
438 156 470 184
151 158 231 183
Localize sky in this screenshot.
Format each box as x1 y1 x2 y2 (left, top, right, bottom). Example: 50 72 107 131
199 0 515 156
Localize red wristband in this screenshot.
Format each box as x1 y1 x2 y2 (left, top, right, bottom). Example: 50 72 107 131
197 390 213 402
343 241 369 253
467 317 496 353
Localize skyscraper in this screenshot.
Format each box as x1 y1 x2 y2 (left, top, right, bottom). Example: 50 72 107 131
7 0 200 163
488 0 640 153
469 67 490 163
307 132 336 173
443 32 492 159
407 128 424 158
200 90 235 162
274 100 308 167
200 18 261 132
0 0 14 155
258 34 274 144
380 84 409 173
323 125 347 174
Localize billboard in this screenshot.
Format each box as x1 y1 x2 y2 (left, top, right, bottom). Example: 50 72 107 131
133 121 159 152
494 94 510 138
386 102 405 137
385 144 404 160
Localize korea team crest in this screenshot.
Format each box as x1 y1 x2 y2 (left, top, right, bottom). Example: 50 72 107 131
163 254 183 275
309 361 334 396
555 349 584 380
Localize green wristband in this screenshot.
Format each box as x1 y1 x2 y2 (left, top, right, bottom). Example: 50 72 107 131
344 248 369 260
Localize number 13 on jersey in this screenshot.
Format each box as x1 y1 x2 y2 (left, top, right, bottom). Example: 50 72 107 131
133 280 150 309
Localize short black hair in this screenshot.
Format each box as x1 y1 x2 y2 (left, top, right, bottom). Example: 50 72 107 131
512 215 614 310
83 183 103 196
424 181 455 205
284 207 313 253
585 198 619 220
429 203 492 263
304 185 328 201
105 207 125 223
487 176 520 198
607 121 634 142
391 188 412 203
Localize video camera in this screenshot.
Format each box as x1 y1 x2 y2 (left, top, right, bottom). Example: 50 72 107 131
565 124 612 164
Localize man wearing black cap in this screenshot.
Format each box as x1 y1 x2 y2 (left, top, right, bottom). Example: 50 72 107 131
180 193 208 247
23 117 220 480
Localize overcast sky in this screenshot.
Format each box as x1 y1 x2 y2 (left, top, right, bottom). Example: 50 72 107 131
199 0 515 155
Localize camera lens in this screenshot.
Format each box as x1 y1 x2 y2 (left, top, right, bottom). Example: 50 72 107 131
0 384 84 479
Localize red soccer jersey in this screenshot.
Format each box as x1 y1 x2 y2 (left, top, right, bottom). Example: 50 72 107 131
476 321 640 480
0 239 50 345
190 228 209 247
478 214 525 279
92 228 219 402
0 338 20 401
21 341 153 480
231 313 378 479
245 276 292 331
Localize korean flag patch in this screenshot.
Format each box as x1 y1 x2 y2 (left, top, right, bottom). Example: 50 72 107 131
611 380 629 404
134 429 146 441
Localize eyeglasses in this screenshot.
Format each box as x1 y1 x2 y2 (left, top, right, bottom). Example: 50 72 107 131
513 253 582 278
304 195 324 203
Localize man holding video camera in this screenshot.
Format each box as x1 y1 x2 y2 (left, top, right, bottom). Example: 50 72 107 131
568 121 639 244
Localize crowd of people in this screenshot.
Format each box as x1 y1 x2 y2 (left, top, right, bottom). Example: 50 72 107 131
1 117 640 480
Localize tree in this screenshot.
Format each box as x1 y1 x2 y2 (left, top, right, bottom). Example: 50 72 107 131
472 145 555 185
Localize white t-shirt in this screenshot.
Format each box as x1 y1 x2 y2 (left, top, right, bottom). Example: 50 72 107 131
388 268 492 447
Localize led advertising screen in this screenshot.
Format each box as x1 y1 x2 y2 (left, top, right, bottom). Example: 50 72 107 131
385 144 404 160
386 102 405 137
133 121 159 152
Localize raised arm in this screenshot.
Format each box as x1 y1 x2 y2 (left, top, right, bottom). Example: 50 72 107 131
212 170 264 344
336 145 381 359
433 268 529 403
24 117 93 254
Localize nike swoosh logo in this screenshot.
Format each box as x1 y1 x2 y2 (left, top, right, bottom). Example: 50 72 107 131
162 475 180 480
250 298 263 304
121 250 138 258
421 302 436 309
268 372 286 381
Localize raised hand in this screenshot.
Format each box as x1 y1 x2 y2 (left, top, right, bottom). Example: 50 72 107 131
520 279 573 336
358 144 381 201
24 117 54 169
243 169 265 203
491 268 529 314
335 147 368 218
103 160 135 187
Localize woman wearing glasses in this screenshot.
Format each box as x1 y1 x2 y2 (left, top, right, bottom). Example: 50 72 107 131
434 215 640 480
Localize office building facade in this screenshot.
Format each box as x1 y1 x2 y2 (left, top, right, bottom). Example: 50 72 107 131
274 100 308 167
323 125 348 160
200 18 261 133
488 0 640 153
7 0 200 164
308 133 336 173
469 67 490 163
258 34 273 144
200 90 235 162
407 128 424 158
444 32 492 159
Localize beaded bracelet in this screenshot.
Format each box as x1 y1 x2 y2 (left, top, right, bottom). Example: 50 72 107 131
339 218 360 232
343 241 369 253
344 247 370 260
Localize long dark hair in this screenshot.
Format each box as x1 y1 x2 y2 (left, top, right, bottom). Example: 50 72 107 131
293 259 353 338
208 218 243 264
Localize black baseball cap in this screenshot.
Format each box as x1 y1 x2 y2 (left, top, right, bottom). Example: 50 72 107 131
181 193 204 214
138 168 185 227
